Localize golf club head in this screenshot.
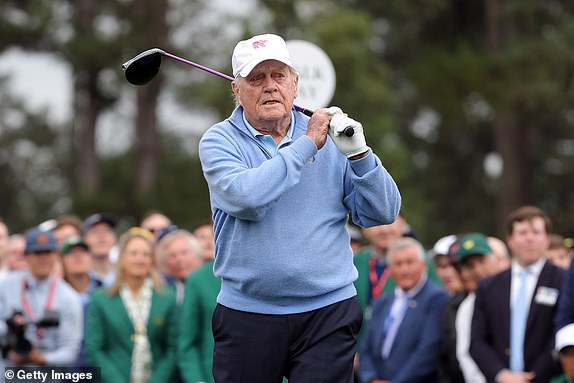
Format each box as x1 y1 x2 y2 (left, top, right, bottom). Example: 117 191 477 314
122 48 165 86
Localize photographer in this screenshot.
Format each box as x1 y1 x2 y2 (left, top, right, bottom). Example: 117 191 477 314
0 228 82 375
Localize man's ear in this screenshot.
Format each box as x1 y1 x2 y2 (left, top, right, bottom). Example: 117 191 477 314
232 80 240 100
293 73 299 99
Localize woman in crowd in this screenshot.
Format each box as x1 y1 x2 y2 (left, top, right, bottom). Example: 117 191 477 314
86 227 177 383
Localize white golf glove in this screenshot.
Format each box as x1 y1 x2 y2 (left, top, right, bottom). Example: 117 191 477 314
327 108 369 158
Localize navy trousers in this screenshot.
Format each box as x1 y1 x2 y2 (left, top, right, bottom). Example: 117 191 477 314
212 296 363 383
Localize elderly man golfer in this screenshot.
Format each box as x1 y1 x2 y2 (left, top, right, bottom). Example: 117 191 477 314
199 33 401 383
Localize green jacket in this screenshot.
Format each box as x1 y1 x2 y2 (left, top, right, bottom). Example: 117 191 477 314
178 261 221 383
353 246 441 339
551 374 573 383
85 287 178 383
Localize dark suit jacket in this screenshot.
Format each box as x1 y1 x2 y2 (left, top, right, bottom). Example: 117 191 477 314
358 279 449 383
470 261 564 383
555 259 574 332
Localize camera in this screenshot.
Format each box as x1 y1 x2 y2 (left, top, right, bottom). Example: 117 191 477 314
2 310 60 357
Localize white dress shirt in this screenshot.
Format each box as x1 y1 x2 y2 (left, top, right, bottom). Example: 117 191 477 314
455 292 486 383
510 258 546 312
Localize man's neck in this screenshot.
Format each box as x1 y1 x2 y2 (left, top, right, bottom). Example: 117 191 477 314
67 274 91 293
92 258 111 276
259 123 289 143
247 112 291 144
29 272 51 282
515 256 543 269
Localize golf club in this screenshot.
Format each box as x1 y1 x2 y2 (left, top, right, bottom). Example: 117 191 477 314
122 48 354 137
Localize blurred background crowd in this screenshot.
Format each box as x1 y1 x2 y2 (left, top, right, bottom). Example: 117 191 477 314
0 206 573 382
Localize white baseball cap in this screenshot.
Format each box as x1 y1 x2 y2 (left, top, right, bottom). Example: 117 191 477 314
232 34 294 78
431 234 458 258
556 324 574 352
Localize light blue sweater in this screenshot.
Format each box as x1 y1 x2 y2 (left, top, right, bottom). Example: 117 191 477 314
199 107 401 314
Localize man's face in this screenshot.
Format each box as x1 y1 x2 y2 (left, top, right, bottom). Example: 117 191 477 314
0 222 9 261
362 217 406 254
547 247 571 270
26 251 57 279
141 214 171 240
487 237 511 273
53 224 80 246
507 217 550 266
83 222 117 259
561 347 574 380
460 254 490 288
7 237 26 271
62 246 92 276
164 236 203 281
232 60 298 128
389 245 426 291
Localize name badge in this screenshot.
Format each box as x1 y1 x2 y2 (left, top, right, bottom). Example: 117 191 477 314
535 286 559 306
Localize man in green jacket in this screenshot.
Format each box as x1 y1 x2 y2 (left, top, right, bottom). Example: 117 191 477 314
178 260 221 383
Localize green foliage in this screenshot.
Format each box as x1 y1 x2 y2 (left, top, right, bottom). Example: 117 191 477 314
0 82 65 232
72 132 212 230
1 0 574 246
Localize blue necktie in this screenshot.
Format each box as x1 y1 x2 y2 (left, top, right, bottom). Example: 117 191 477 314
510 269 529 372
382 294 408 358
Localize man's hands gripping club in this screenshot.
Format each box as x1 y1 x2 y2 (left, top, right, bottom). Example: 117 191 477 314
306 107 369 159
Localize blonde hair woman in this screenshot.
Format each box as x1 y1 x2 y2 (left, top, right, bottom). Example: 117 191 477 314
86 228 177 383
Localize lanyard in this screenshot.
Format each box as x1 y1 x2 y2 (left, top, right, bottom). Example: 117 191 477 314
21 277 58 339
369 257 390 300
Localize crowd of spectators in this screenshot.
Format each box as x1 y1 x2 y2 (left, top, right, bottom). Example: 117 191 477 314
0 206 573 383
0 211 216 383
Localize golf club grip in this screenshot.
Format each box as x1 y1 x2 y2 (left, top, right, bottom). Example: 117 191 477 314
298 107 314 117
296 107 354 137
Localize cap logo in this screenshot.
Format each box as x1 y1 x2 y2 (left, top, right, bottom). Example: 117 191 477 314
463 240 475 250
252 40 268 49
37 233 49 245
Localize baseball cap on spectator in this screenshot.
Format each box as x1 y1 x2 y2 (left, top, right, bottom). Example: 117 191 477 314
232 33 295 78
61 235 89 254
457 233 492 261
431 234 458 258
556 324 574 352
156 224 179 242
81 213 117 234
25 228 58 253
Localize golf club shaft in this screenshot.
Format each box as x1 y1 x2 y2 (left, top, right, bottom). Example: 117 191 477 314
164 51 234 82
163 52 314 117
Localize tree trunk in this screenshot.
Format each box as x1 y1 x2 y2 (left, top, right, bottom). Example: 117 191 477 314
133 0 168 196
135 77 162 195
74 71 101 196
485 0 529 235
492 114 531 233
73 0 101 197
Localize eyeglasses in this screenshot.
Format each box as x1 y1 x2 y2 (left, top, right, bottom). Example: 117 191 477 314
126 227 155 241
